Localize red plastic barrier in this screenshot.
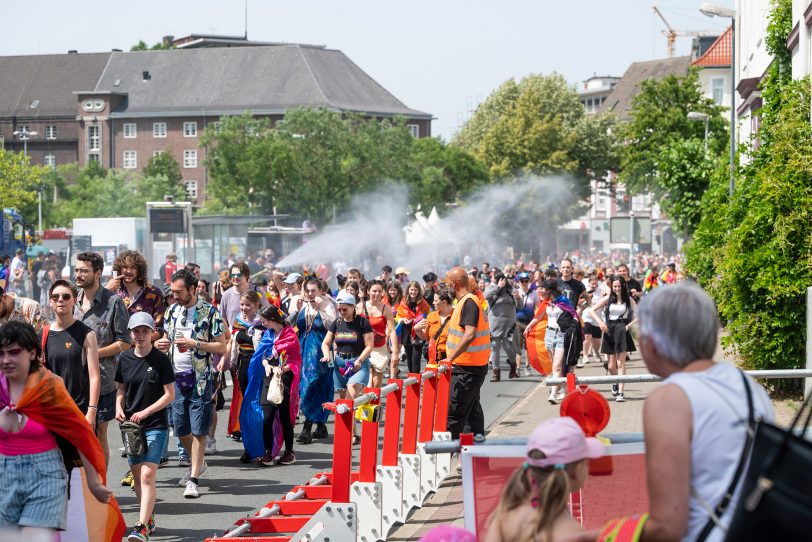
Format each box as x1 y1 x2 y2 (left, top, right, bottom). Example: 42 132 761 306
401 373 422 455
381 379 403 466
418 369 437 443
434 362 452 432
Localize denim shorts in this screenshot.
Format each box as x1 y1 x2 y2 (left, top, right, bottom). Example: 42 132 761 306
544 327 565 353
171 376 213 437
0 448 68 530
127 428 169 466
332 356 371 390
96 389 117 424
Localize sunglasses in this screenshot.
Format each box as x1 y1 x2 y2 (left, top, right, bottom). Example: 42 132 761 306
231 273 242 278
50 293 72 301
0 348 23 357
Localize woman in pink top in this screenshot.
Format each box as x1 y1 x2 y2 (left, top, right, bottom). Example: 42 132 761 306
0 320 114 536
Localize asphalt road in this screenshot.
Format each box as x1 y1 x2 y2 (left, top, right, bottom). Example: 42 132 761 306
108 364 542 541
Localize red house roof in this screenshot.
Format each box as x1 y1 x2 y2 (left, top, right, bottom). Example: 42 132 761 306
691 26 732 68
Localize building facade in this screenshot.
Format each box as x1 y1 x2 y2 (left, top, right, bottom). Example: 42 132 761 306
1 41 432 205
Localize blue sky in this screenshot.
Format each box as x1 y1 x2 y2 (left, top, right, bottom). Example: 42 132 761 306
1 0 733 141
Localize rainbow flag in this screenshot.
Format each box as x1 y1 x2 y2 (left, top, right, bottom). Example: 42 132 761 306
525 300 552 375
0 368 126 541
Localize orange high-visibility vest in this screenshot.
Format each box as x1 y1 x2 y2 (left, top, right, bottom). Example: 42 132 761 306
446 292 491 366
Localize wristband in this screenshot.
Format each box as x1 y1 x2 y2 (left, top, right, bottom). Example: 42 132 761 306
88 405 98 410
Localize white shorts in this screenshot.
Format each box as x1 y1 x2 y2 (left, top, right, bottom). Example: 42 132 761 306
368 346 389 372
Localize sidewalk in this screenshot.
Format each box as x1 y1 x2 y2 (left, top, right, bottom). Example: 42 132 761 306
389 350 800 541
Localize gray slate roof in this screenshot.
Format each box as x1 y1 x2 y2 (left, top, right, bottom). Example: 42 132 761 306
0 53 111 117
94 45 431 119
597 56 691 121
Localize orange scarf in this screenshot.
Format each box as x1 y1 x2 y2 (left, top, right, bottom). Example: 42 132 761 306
0 368 126 541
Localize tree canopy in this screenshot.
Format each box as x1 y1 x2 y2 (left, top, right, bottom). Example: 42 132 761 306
453 72 618 199
201 109 489 225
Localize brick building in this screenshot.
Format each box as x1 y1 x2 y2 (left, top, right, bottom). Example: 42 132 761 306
1 42 432 204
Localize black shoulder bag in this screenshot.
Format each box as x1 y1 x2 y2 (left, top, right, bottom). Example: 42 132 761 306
723 383 812 541
695 370 755 541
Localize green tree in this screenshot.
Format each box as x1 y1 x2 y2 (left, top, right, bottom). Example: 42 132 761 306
617 69 727 235
685 0 808 394
143 152 182 185
406 138 489 211
130 39 173 51
0 150 43 219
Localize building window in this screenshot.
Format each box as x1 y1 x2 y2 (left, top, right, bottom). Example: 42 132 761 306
183 122 197 137
88 125 100 151
184 180 198 199
596 191 606 211
45 125 57 140
407 124 420 138
712 78 724 105
82 99 104 112
44 153 56 167
88 153 99 162
153 122 167 138
123 150 137 169
152 150 164 157
123 123 137 138
183 149 197 168
15 125 29 138
212 121 222 132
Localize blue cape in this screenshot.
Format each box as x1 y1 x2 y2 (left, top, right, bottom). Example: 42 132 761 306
240 328 275 459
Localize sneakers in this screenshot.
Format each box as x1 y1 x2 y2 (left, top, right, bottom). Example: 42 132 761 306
473 433 486 443
611 384 619 397
178 461 208 486
147 513 155 535
183 480 200 498
158 457 169 468
177 455 191 467
312 423 328 439
616 393 626 402
128 523 149 542
205 437 217 455
576 358 586 368
121 470 134 487
548 391 558 405
258 453 275 466
556 389 566 402
278 451 296 465
239 452 253 464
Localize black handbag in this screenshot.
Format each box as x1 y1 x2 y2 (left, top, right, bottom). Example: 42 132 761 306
723 386 812 541
120 420 147 456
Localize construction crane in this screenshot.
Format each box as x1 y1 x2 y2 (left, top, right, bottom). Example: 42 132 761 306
653 6 719 57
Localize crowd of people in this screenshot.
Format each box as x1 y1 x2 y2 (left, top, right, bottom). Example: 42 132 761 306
0 242 693 541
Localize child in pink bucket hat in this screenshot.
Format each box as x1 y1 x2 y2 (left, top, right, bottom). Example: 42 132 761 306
485 417 604 542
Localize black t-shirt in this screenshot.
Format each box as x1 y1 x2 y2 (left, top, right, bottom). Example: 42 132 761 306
330 316 372 357
115 347 175 430
558 278 586 307
40 320 93 413
458 298 480 328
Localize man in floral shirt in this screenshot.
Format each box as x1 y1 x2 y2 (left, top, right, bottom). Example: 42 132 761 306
156 269 226 498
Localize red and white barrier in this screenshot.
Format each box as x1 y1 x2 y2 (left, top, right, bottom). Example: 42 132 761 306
205 361 454 542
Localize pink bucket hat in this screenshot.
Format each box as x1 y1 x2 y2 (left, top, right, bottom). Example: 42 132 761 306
526 417 604 468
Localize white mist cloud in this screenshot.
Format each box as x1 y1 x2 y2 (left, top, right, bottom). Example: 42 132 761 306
277 175 583 275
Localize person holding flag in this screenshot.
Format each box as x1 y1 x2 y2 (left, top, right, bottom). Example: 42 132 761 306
0 320 124 541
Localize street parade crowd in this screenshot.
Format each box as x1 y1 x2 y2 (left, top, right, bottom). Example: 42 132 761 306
1 244 772 542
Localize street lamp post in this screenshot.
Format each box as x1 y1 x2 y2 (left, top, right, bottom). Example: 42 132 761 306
12 125 43 233
700 3 737 196
687 111 710 154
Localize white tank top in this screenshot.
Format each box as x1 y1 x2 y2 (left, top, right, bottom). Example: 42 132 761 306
664 363 774 541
